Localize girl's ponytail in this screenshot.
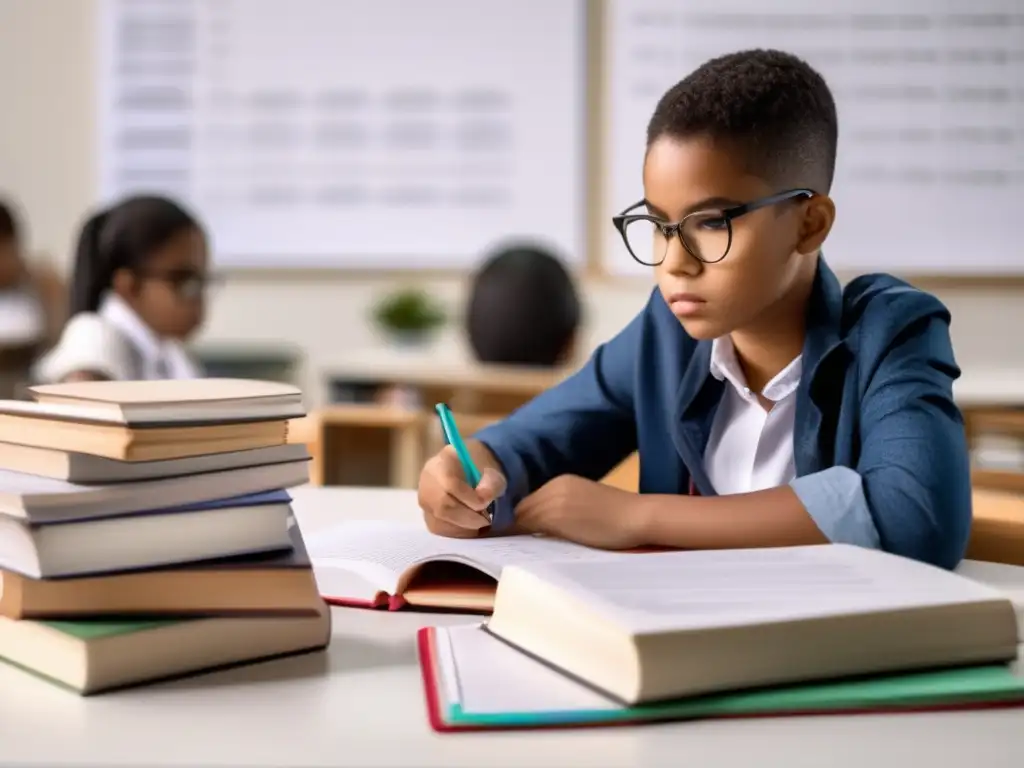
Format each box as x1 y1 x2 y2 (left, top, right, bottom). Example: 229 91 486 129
68 209 112 316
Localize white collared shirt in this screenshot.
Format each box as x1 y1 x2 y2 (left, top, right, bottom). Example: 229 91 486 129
33 293 200 383
98 293 199 380
704 336 802 495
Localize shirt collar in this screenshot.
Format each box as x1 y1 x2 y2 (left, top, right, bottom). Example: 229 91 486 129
98 291 170 367
709 335 802 403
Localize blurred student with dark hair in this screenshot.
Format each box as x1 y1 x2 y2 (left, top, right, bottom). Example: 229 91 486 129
0 197 28 291
466 242 581 367
34 194 214 383
0 196 65 397
0 196 46 334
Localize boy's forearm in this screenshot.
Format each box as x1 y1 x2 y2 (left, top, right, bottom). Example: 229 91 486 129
634 487 829 550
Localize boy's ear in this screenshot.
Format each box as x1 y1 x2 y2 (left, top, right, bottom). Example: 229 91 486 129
111 267 137 298
795 194 836 256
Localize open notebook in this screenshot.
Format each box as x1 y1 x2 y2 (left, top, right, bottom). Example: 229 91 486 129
418 624 1024 732
307 520 630 612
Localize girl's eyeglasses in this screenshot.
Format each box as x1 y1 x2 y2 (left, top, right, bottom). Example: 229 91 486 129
136 269 223 301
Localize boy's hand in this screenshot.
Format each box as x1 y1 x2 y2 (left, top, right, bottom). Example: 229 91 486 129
515 475 648 550
418 444 507 538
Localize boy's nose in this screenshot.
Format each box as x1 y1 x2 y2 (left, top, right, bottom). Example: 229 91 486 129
662 234 703 277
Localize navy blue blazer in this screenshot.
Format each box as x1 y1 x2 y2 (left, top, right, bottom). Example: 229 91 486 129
475 259 972 569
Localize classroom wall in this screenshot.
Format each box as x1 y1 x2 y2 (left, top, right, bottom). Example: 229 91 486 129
2 0 1022 405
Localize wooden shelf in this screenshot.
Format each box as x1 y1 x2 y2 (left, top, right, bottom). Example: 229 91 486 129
972 470 1024 494
966 408 1024 437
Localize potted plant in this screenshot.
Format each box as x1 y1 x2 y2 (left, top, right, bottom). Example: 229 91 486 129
372 287 447 347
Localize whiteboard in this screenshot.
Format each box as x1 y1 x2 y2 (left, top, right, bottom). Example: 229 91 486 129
97 0 586 269
605 0 1024 277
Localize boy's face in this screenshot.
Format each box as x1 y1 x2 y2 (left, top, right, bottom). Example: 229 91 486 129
644 135 828 340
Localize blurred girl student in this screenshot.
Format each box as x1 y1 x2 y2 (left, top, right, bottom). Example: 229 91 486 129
34 195 213 384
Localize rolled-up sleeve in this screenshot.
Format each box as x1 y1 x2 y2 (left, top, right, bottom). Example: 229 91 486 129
790 466 881 549
790 306 971 569
32 314 131 383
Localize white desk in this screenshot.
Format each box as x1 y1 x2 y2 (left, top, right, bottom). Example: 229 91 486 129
2 486 1024 767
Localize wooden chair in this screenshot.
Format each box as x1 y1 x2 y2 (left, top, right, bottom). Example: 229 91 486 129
602 452 639 492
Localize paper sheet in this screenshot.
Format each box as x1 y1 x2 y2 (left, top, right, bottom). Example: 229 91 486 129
438 624 617 714
307 520 627 595
518 545 1008 633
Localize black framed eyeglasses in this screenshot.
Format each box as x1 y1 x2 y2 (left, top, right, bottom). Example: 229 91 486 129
612 188 815 267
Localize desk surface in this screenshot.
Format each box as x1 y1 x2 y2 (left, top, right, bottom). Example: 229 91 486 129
2 486 1024 767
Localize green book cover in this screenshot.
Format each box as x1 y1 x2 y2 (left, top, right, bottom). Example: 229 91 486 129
427 625 1024 728
446 664 1024 727
40 618 195 641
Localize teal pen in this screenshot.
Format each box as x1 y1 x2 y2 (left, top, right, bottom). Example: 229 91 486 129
434 402 492 521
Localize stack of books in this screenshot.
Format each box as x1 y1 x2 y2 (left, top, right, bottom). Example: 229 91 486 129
0 378 331 694
415 545 1024 731
302 519 1024 730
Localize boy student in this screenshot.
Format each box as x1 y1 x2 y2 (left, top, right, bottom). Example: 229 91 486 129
418 49 973 569
34 195 211 383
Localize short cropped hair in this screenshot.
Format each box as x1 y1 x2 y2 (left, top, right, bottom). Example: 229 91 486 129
646 49 838 193
466 243 580 367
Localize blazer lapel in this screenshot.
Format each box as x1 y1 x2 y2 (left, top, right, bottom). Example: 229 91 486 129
671 340 723 497
794 257 847 476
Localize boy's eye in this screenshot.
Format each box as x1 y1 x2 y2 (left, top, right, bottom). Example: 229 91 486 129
694 216 728 231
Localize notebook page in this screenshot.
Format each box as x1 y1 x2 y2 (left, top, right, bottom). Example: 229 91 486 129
307 520 626 593
438 624 617 714
515 544 1009 634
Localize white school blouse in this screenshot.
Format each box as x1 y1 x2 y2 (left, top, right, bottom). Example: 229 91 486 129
33 293 201 383
703 335 802 495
